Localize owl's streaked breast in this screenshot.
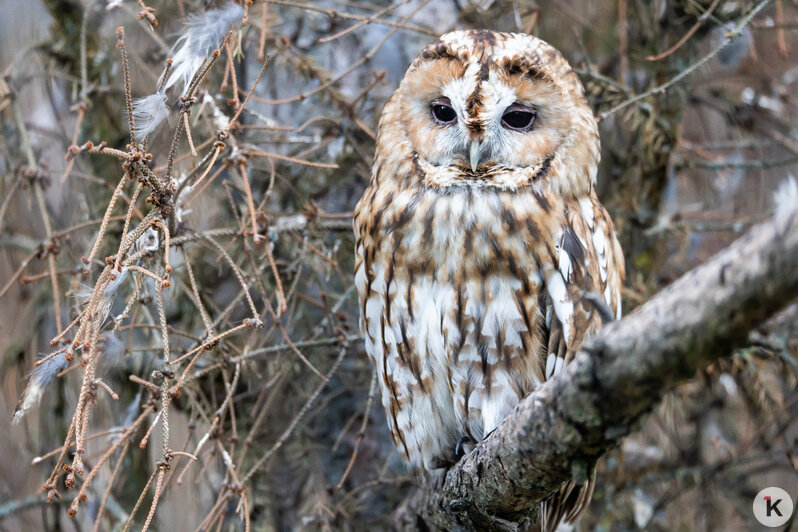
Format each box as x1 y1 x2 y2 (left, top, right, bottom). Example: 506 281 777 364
356 177 570 467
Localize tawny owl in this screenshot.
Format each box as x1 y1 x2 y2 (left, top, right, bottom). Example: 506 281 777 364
354 30 624 528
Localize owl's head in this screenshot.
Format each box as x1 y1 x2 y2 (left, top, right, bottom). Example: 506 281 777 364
385 30 598 195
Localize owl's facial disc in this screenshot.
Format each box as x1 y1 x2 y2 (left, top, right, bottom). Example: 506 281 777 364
400 59 573 184
427 95 538 172
391 30 599 192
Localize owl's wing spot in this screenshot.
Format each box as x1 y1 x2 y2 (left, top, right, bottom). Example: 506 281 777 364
559 227 586 283
561 228 585 266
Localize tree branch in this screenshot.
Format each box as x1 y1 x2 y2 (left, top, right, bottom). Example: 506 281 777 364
401 203 798 530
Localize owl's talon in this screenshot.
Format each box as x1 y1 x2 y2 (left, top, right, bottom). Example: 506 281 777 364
582 291 615 324
455 435 475 459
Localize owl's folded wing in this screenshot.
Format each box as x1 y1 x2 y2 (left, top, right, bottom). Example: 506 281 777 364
542 194 624 380
538 194 624 531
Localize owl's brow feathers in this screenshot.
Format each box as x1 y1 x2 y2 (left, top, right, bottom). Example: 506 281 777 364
418 38 554 83
415 30 570 139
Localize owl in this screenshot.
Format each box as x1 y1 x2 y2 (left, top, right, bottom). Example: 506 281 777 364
354 30 624 529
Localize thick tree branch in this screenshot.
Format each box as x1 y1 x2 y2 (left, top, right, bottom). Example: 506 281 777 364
401 203 798 530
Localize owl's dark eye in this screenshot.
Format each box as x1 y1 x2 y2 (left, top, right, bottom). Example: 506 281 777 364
430 98 457 125
501 104 536 131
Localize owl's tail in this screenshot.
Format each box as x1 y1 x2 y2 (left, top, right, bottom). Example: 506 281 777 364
539 474 595 532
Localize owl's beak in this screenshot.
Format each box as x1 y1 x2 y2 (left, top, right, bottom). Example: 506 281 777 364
469 141 482 172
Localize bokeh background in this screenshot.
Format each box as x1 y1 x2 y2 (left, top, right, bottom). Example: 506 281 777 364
1 0 797 530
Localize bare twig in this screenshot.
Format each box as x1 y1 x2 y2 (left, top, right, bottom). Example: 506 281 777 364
242 342 348 482
265 0 435 36
601 0 773 120
647 0 722 61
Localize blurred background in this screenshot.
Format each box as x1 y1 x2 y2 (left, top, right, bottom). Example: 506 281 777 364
1 0 797 530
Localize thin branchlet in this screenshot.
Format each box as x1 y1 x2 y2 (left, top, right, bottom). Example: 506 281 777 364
116 27 137 146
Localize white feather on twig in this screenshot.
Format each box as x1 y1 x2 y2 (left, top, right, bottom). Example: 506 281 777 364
132 90 170 139
165 2 244 92
12 353 69 424
129 3 243 139
12 268 129 423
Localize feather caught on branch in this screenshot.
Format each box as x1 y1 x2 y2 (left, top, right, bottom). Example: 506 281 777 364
164 2 244 92
12 268 128 424
132 90 169 139
12 353 69 424
129 3 243 138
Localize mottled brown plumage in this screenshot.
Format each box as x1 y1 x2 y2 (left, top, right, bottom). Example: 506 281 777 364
354 30 624 530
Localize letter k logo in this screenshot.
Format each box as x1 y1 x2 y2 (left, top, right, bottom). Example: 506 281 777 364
755 488 793 527
765 496 783 517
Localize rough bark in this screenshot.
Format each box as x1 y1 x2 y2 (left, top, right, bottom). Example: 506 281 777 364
400 204 798 531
